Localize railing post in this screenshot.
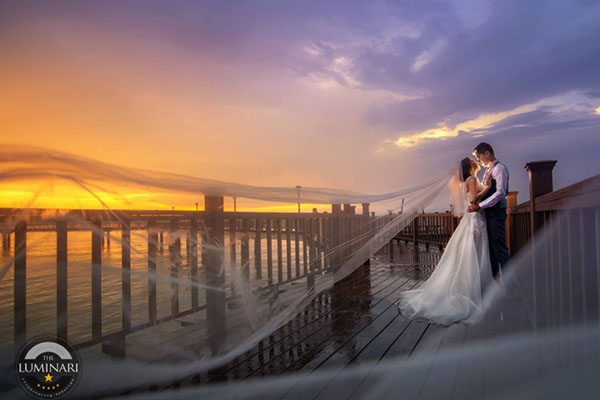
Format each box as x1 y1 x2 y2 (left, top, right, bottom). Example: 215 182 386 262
230 216 237 295
412 217 419 246
331 204 342 270
56 220 68 339
190 216 199 311
286 218 292 279
2 233 9 251
266 218 273 286
277 218 283 283
159 231 164 254
240 218 250 287
302 218 308 276
14 222 26 352
204 195 225 355
91 215 102 340
525 160 556 332
294 217 300 277
361 203 370 216
316 217 322 272
170 216 181 317
254 218 262 279
506 191 518 255
147 220 158 325
121 217 131 333
323 216 331 269
307 217 315 289
525 160 557 238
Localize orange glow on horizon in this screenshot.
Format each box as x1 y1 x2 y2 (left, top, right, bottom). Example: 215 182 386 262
0 181 333 213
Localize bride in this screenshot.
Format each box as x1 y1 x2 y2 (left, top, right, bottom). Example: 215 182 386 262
397 157 494 325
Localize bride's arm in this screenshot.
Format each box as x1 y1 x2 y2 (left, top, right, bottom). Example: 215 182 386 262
473 184 491 202
466 177 479 203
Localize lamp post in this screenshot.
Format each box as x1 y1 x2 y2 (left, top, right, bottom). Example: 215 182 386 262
195 202 198 212
295 185 302 213
233 196 237 212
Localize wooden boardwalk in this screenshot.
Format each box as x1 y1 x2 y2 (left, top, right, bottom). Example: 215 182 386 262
121 240 532 400
120 244 434 391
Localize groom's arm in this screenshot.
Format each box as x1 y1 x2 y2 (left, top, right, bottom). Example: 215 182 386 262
478 164 508 209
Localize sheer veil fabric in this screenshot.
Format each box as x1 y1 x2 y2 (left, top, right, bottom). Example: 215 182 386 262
3 146 597 399
397 175 494 325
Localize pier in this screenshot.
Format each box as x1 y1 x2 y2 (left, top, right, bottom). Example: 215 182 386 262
1 160 599 398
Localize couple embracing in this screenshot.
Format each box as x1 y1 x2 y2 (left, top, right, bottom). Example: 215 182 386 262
397 142 510 325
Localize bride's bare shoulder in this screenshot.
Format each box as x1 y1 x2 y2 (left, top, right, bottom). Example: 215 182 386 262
465 175 482 187
464 175 477 187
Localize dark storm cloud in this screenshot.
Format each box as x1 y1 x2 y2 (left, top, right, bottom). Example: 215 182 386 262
363 0 600 132
410 105 600 203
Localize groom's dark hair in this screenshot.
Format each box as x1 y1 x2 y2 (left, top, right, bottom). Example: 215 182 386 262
474 142 494 156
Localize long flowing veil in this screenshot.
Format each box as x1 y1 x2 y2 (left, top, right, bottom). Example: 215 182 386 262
0 145 598 399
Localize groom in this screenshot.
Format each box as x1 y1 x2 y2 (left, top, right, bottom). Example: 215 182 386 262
467 142 510 279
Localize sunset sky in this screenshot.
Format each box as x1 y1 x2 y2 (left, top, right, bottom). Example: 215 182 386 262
1 0 599 212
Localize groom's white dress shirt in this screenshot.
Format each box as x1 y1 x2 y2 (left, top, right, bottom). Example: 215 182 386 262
479 159 509 209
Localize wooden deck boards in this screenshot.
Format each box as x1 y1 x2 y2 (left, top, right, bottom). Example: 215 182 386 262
125 242 540 399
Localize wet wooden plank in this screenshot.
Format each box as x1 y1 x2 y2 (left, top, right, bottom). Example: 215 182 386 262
390 323 447 400
309 284 426 400
451 307 489 399
138 265 395 383
242 272 416 379
273 278 420 400
209 268 396 382
416 324 467 400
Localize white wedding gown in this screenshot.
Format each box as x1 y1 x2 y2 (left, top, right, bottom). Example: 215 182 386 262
397 176 493 325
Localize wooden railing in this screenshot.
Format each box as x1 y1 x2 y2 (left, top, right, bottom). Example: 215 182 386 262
506 162 600 329
395 212 459 249
1 200 386 356
508 162 600 254
391 160 600 329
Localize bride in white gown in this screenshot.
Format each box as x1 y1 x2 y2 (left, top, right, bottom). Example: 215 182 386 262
397 157 494 325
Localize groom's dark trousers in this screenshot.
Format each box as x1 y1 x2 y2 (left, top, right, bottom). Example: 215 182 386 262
485 208 510 278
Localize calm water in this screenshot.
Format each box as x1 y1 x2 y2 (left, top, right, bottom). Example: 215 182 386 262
0 230 309 351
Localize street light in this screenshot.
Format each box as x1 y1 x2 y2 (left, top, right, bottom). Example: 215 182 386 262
295 185 302 213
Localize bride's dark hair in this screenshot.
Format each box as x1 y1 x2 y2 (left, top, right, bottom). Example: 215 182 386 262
461 157 479 181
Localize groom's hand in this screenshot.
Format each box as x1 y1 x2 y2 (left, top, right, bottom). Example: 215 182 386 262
467 203 480 212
